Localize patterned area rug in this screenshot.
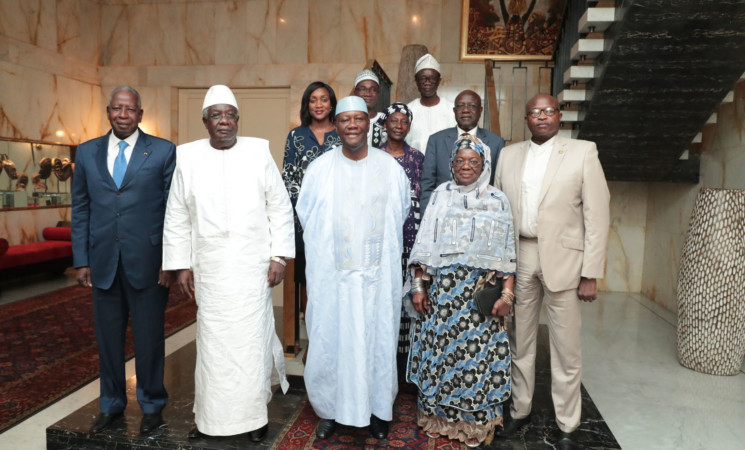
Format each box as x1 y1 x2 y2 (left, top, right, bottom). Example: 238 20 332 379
271 386 466 450
0 285 196 433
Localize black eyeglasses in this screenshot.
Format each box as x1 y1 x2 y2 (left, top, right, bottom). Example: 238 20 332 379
453 158 481 168
527 107 558 118
415 75 440 84
355 86 379 94
207 111 239 122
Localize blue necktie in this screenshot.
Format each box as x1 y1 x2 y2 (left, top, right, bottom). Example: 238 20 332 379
112 141 128 188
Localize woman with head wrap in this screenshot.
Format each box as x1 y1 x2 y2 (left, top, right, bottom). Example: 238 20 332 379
376 102 425 375
282 81 341 315
407 135 516 447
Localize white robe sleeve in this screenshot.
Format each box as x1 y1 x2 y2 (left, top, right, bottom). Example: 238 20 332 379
263 147 296 259
295 159 319 230
396 165 411 225
162 153 192 270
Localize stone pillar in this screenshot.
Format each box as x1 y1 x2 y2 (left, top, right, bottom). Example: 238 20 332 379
677 188 745 375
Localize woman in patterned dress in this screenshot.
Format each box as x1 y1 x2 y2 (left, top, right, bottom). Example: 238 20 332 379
282 82 341 313
407 135 516 447
376 102 425 377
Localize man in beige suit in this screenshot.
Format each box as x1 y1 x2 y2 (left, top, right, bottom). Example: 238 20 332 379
494 94 609 450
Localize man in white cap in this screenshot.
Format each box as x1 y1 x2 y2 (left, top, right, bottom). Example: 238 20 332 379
405 53 456 154
162 85 295 442
296 96 410 441
353 69 385 148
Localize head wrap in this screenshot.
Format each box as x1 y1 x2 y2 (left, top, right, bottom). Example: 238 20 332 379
408 134 516 275
449 134 486 184
415 53 441 74
372 102 414 148
354 69 380 87
335 96 368 116
202 85 239 112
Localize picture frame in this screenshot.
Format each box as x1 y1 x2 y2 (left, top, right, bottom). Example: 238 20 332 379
460 0 567 61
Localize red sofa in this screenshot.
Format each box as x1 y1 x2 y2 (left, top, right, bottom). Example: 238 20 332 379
0 227 73 277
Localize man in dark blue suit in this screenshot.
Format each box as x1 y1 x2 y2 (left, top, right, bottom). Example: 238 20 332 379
420 90 505 214
71 86 176 435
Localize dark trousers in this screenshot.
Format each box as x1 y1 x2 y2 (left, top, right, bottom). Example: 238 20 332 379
93 260 169 414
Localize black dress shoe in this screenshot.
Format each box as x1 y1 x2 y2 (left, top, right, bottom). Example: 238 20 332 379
558 431 579 450
495 414 531 437
249 424 269 443
140 412 164 434
188 424 205 439
89 412 123 433
369 415 389 439
316 419 336 439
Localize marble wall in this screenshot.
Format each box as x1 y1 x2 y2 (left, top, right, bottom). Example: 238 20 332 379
0 0 102 245
0 0 670 301
96 0 486 143
642 79 745 312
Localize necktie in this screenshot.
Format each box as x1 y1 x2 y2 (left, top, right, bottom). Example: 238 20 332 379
112 141 128 188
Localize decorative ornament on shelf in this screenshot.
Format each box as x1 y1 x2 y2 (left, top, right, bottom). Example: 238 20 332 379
1 154 18 179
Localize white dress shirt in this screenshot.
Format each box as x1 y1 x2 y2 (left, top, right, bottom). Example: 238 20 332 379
456 126 477 137
107 129 139 177
519 136 555 237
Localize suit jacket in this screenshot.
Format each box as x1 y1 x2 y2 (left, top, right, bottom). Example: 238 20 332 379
494 135 610 292
420 127 505 213
71 129 176 290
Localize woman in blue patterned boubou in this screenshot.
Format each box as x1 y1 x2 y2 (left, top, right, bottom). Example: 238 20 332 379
406 134 517 448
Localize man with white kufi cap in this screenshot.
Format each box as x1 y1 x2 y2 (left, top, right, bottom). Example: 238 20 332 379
162 84 295 442
353 69 386 148
296 96 411 441
405 53 456 155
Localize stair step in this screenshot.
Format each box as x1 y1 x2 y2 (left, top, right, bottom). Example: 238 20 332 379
560 110 585 122
679 150 689 160
722 91 734 103
706 113 717 124
691 132 702 144
578 7 616 33
570 39 606 60
558 129 579 139
558 89 588 103
563 65 596 84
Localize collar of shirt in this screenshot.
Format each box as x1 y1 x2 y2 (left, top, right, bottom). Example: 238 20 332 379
528 135 556 156
108 129 140 154
107 129 140 176
456 126 478 137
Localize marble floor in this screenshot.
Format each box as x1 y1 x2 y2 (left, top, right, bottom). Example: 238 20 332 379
1 290 744 449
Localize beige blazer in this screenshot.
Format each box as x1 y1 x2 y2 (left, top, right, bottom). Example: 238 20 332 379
494 136 610 292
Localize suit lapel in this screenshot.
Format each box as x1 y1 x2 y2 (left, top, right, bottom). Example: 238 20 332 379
119 130 152 189
95 133 116 188
538 135 568 205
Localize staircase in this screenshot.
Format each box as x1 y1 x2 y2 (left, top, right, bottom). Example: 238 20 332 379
553 0 745 182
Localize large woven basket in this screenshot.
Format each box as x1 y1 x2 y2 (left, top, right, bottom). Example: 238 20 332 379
677 188 745 375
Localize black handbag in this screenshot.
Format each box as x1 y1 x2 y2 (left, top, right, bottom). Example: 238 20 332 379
474 278 504 317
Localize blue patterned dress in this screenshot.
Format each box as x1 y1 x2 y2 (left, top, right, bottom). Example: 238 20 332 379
282 126 341 282
408 264 511 442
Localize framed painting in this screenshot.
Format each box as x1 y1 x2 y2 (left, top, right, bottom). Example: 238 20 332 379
460 0 567 61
